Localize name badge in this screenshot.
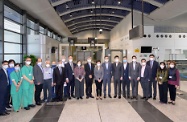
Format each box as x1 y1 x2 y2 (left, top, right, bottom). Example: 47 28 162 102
169 76 172 79
159 76 162 79
72 73 74 75
29 74 32 76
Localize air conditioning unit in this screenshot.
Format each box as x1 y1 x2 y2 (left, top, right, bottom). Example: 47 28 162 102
129 25 144 40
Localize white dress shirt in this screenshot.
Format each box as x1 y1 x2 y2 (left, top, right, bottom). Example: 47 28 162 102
141 66 146 77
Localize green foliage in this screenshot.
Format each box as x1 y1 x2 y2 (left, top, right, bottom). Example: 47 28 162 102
23 54 37 66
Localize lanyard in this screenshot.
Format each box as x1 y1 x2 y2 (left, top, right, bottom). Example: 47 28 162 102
15 71 20 81
26 66 32 74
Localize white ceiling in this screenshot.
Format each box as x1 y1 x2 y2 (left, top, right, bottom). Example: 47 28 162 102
9 0 72 37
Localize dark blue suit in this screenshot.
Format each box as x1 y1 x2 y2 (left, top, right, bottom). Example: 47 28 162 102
146 60 159 97
65 62 76 97
102 62 112 96
0 69 8 114
122 63 130 97
140 65 151 99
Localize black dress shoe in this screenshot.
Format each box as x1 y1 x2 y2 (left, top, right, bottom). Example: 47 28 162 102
145 98 148 101
148 96 152 99
131 97 134 99
5 111 10 115
135 97 138 100
86 96 89 99
6 105 12 109
153 97 156 100
69 97 71 100
71 95 75 98
80 97 83 99
104 95 106 98
114 95 117 98
108 95 112 98
28 104 35 108
118 96 121 99
24 107 30 110
141 97 146 99
77 97 79 100
0 113 7 116
36 102 41 106
90 95 94 98
127 96 130 99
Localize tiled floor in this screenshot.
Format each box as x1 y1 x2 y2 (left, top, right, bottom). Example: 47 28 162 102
1 81 187 122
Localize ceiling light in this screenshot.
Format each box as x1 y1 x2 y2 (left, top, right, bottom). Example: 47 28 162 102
70 13 72 17
118 1 121 5
91 10 93 13
66 4 69 9
99 29 103 32
92 0 95 4
112 11 115 14
95 37 97 40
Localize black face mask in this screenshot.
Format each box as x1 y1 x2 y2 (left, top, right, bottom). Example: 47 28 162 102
51 65 56 68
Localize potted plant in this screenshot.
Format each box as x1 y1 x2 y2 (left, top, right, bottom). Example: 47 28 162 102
23 54 37 66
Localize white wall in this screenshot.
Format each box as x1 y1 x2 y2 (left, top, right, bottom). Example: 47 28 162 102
27 34 60 63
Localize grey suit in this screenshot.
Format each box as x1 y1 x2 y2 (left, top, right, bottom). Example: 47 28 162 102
129 62 141 98
102 62 112 96
112 62 123 97
33 64 44 103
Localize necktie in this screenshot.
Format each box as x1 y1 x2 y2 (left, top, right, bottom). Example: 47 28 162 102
89 63 91 70
106 63 108 70
150 61 153 68
133 62 136 70
70 63 73 70
59 67 62 74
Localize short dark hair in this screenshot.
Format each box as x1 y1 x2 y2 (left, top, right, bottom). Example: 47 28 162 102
123 56 127 58
2 60 8 64
104 56 109 58
158 62 167 71
170 60 176 65
15 63 20 67
96 60 101 63
114 55 119 59
8 59 15 64
77 60 81 63
132 55 136 59
141 58 146 62
25 57 31 61
149 54 155 57
68 55 72 58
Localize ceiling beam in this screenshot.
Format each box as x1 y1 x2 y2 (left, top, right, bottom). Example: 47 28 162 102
67 19 118 28
144 0 163 7
51 0 71 7
72 27 111 33
59 5 140 16
70 24 114 31
64 13 124 23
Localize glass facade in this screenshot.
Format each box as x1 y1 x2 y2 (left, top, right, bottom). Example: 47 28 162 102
0 1 63 64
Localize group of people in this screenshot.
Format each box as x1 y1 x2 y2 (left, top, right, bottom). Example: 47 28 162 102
0 54 180 116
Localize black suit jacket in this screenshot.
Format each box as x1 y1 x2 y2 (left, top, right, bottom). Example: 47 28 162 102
84 63 95 80
65 62 76 81
0 69 8 91
53 67 66 85
112 62 123 80
140 65 151 81
146 60 159 78
122 63 129 80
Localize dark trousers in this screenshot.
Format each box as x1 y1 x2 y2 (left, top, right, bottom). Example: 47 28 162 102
0 87 7 113
122 79 130 97
67 77 75 97
149 77 157 97
103 77 111 96
43 79 52 102
140 78 149 98
95 80 103 96
158 82 168 103
5 85 11 107
168 84 176 101
131 78 139 97
86 78 93 97
75 79 84 98
55 84 63 101
35 84 43 103
114 79 121 96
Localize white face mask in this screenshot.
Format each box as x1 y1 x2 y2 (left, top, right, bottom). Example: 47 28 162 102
160 65 164 69
115 59 119 63
141 62 146 66
58 64 62 67
62 59 65 62
97 63 101 67
26 61 31 65
69 59 73 62
132 59 136 62
77 63 81 67
38 62 42 65
3 65 8 69
9 64 14 68
105 59 109 62
170 64 174 68
87 59 91 63
15 67 20 71
150 58 154 61
46 64 50 67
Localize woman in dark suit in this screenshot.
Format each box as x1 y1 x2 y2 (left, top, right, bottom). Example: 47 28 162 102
74 61 85 100
156 62 168 104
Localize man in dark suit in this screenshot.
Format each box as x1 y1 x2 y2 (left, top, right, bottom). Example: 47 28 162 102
140 59 151 101
53 60 66 101
129 55 141 100
122 56 130 99
84 57 95 99
112 55 123 99
102 56 112 98
65 55 76 99
146 54 159 100
33 58 44 105
0 61 10 116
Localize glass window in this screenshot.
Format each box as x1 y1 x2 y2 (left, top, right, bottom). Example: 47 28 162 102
4 19 22 33
4 30 22 43
4 55 21 63
27 28 35 35
4 6 22 24
47 31 51 37
4 43 21 53
39 26 45 34
27 19 35 30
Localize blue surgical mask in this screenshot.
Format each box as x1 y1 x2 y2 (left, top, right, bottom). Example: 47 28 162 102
123 60 127 63
52 65 56 68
